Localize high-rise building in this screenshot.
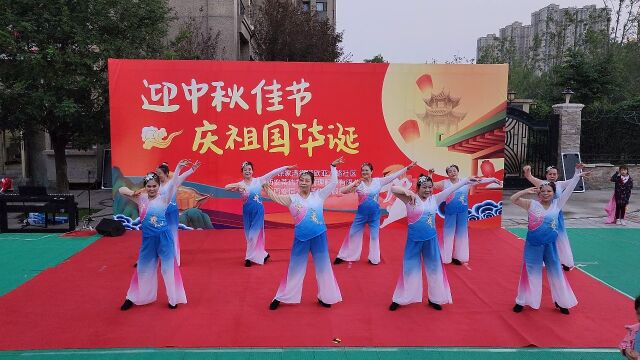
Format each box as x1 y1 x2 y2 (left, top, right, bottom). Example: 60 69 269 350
168 0 255 61
300 0 336 26
530 4 609 71
477 4 610 71
476 33 500 61
168 0 337 61
499 22 532 61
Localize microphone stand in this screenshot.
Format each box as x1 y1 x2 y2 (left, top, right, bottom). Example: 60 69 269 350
84 170 94 229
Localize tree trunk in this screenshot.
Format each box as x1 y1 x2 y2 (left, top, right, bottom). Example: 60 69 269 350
24 128 49 187
50 132 70 193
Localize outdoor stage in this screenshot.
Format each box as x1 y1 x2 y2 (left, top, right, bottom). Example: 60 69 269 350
0 226 631 350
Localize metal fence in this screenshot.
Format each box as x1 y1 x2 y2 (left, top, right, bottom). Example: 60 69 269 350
503 108 558 189
581 111 640 165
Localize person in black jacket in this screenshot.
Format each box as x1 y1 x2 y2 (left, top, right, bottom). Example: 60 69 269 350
611 165 634 225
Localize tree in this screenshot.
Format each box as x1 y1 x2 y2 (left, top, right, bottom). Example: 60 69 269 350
604 0 640 42
252 0 344 62
363 54 387 63
165 11 223 60
0 0 172 192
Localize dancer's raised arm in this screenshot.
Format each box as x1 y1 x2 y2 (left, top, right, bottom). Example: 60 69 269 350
262 183 292 207
259 165 296 185
379 161 417 187
391 185 417 205
118 186 141 204
340 178 362 194
556 164 587 209
434 177 476 204
523 165 545 187
510 187 537 211
166 160 199 200
175 160 200 184
224 181 243 192
318 157 344 200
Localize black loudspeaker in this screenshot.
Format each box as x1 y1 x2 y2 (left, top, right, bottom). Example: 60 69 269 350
96 218 126 237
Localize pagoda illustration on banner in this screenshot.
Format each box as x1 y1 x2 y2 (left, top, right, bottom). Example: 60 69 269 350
420 89 467 135
414 74 467 136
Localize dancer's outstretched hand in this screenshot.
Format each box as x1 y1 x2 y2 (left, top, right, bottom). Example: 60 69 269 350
287 165 297 170
407 191 419 206
468 176 482 183
407 161 417 170
575 163 591 177
226 184 241 192
191 160 202 171
331 156 345 167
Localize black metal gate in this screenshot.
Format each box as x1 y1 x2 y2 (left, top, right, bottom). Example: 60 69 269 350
503 107 558 189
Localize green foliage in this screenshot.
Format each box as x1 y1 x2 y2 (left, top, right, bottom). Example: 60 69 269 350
363 54 387 63
506 32 639 118
0 0 172 190
253 0 343 62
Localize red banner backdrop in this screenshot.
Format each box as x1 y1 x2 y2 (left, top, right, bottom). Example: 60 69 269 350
108 59 508 229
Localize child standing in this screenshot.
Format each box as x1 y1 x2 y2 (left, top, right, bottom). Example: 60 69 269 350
619 295 640 360
611 165 634 225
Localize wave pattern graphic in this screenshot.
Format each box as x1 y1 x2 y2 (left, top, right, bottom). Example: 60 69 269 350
436 200 502 221
113 214 193 231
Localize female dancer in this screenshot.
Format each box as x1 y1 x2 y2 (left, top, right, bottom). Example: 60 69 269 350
432 165 501 265
523 165 575 270
334 160 416 265
389 174 480 311
225 162 295 267
130 161 197 267
156 162 190 266
511 163 586 315
262 157 344 310
119 160 200 310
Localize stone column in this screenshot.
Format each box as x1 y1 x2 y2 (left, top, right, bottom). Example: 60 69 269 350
552 103 584 178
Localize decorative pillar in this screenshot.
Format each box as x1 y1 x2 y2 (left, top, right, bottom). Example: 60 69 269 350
552 103 584 178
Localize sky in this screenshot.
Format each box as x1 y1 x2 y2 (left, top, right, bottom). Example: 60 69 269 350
336 0 607 63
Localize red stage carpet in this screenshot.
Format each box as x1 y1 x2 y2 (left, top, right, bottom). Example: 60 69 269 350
0 226 631 350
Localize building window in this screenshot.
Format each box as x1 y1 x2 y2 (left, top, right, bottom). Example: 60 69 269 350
302 1 310 11
316 1 326 12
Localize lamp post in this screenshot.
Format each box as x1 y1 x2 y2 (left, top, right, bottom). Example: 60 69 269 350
507 90 516 105
562 88 574 104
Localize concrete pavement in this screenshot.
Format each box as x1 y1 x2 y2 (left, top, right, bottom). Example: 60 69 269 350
500 189 639 228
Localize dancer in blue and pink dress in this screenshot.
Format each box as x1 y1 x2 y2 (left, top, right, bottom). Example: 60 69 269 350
334 160 416 265
511 163 587 315
119 159 200 311
225 162 295 267
156 162 196 266
263 157 345 310
432 165 501 265
523 164 576 271
388 174 480 311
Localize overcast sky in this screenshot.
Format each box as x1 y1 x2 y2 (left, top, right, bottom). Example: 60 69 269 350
336 0 606 63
